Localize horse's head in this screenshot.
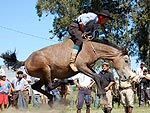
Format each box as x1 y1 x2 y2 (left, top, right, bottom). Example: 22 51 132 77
113 53 135 79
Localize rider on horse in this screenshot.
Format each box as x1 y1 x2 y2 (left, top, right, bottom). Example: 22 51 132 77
68 10 113 72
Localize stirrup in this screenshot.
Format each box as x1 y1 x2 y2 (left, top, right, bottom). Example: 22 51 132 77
69 63 78 72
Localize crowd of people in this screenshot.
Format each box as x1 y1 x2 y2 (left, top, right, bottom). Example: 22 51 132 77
0 61 150 113
0 67 49 111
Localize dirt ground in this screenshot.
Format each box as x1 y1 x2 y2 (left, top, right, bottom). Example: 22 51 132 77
1 102 150 113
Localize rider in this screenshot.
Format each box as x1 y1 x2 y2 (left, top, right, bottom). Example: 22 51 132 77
68 10 113 72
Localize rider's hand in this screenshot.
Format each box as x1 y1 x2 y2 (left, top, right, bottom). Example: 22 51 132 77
79 22 84 32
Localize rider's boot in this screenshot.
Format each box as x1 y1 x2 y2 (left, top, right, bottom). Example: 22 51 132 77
69 49 78 72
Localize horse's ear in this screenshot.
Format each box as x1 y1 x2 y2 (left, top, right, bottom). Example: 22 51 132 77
122 46 128 55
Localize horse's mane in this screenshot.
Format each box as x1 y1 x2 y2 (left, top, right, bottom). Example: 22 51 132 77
91 38 128 55
92 38 121 50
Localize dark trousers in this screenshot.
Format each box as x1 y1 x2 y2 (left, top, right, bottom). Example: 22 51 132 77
77 88 91 110
139 88 150 106
68 26 83 46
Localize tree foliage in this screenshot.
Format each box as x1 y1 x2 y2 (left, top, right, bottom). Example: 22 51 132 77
35 0 150 67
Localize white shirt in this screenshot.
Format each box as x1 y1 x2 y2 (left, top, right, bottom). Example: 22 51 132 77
12 77 29 91
136 67 147 76
76 12 98 25
71 73 94 87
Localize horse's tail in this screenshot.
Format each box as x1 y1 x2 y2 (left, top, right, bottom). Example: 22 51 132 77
0 50 25 71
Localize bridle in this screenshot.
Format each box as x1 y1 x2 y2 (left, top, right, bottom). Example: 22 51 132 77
82 33 98 60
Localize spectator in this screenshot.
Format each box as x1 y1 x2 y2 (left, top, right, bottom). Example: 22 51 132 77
119 71 138 113
136 62 147 106
50 78 61 103
23 74 31 84
50 88 61 103
98 62 115 113
72 72 95 113
23 74 32 104
31 89 42 107
0 75 11 111
136 62 147 77
31 77 47 105
11 71 30 109
139 69 150 106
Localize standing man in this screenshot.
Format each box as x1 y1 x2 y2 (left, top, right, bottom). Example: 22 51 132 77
68 10 113 72
72 72 95 113
136 62 147 106
139 69 150 106
119 71 138 113
98 62 115 113
136 62 147 76
11 71 30 109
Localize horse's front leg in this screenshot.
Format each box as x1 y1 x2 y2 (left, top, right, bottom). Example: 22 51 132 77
78 65 105 95
79 65 108 105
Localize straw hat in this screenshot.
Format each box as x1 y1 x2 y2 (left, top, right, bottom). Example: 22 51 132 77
102 62 110 67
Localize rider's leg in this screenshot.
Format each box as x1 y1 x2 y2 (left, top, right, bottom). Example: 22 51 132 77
69 44 80 72
69 26 83 72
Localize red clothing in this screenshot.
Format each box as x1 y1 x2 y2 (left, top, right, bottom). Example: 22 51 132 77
0 93 8 104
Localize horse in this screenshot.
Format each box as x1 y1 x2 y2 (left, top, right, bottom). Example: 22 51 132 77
0 38 136 103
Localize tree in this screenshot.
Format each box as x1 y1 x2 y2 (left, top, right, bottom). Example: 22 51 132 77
35 0 149 68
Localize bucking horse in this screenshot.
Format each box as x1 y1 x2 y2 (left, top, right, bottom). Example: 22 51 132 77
0 38 135 105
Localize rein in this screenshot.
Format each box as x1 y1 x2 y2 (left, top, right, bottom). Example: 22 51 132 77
82 34 98 59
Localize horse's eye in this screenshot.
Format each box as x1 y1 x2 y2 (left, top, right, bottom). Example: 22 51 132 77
125 60 128 63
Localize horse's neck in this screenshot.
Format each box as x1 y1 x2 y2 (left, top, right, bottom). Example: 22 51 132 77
89 41 122 60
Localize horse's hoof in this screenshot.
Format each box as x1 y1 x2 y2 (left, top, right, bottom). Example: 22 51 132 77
48 100 53 107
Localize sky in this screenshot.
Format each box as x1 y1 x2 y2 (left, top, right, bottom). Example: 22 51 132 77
0 0 140 71
0 0 59 64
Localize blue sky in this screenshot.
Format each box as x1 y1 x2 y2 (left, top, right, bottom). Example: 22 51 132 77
0 0 140 70
0 0 59 64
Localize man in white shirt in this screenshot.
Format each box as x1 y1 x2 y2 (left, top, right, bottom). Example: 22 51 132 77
72 73 95 113
136 62 147 106
11 71 30 108
139 69 150 106
136 62 147 76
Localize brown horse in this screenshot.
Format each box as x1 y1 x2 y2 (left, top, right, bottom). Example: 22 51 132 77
0 38 135 101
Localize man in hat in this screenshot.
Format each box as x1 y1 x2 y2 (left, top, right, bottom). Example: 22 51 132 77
119 69 138 113
98 62 115 113
136 62 147 77
68 10 113 72
11 71 30 108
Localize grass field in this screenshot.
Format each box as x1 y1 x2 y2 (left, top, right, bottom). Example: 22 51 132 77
1 103 150 113
1 87 150 113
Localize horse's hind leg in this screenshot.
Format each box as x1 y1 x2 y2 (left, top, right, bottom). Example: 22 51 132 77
43 67 61 91
31 80 53 101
